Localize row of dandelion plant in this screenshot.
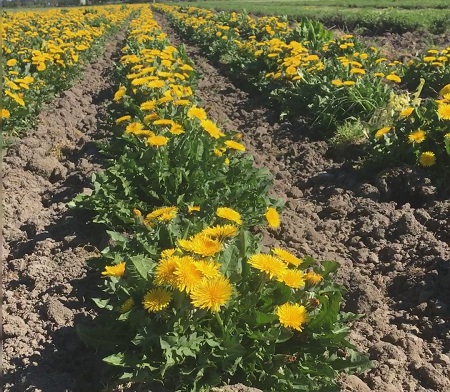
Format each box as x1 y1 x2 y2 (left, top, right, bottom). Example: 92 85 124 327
71 5 370 391
154 4 449 184
1 5 133 141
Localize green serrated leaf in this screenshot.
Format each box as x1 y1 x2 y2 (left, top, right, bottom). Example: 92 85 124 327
128 255 154 281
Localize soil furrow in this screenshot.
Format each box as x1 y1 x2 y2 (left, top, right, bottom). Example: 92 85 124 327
153 11 450 392
2 30 126 392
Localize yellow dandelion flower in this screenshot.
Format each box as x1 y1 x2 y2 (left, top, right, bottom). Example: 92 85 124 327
193 260 221 278
116 115 131 124
190 276 233 312
399 107 414 118
176 64 192 73
133 208 142 218
201 119 225 139
6 59 17 67
343 80 355 86
285 66 297 76
140 100 157 111
178 235 222 257
147 135 169 147
170 123 184 135
277 269 306 289
152 119 173 126
143 113 159 123
1 109 11 119
224 140 246 152
386 74 401 83
174 99 190 106
188 205 201 213
161 248 177 259
147 80 165 89
305 271 323 285
102 262 126 277
5 90 25 106
437 103 450 120
187 106 207 120
158 95 173 104
76 44 89 51
142 288 172 312
272 248 302 267
439 84 450 97
120 297 135 313
174 257 203 293
408 130 426 144
155 255 179 286
146 206 178 222
265 207 280 229
125 122 144 134
331 79 343 86
375 126 391 140
133 130 155 138
200 224 238 241
419 151 436 167
276 303 308 331
114 86 126 102
350 68 366 75
248 253 288 279
216 207 242 225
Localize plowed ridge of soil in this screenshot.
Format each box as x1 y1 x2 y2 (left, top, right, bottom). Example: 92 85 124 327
2 32 126 392
154 12 450 392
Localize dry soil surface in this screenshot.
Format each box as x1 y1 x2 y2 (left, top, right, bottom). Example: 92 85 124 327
2 32 125 392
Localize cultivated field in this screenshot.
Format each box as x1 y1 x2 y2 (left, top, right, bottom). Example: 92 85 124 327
2 2 449 392
171 0 450 34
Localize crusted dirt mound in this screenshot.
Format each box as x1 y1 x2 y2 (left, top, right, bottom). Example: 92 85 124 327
2 32 125 392
360 30 450 62
154 13 450 392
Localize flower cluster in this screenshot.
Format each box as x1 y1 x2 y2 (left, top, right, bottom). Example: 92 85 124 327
2 6 131 138
77 6 364 391
154 4 449 181
153 4 408 130
372 83 450 175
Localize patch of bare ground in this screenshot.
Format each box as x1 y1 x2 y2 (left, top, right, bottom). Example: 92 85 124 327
154 12 450 392
2 31 126 392
357 30 450 62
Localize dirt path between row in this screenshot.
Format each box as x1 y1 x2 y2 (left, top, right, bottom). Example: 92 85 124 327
2 31 126 392
153 12 450 392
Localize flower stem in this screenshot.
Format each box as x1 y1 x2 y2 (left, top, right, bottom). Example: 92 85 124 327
215 312 225 335
257 274 267 292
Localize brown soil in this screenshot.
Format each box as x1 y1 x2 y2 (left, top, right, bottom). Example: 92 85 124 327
2 31 126 391
358 30 450 62
2 13 450 392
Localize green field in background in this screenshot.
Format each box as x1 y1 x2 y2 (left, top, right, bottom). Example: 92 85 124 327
167 0 450 34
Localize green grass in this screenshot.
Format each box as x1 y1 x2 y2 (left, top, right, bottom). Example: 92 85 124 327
174 0 450 10
168 0 450 34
